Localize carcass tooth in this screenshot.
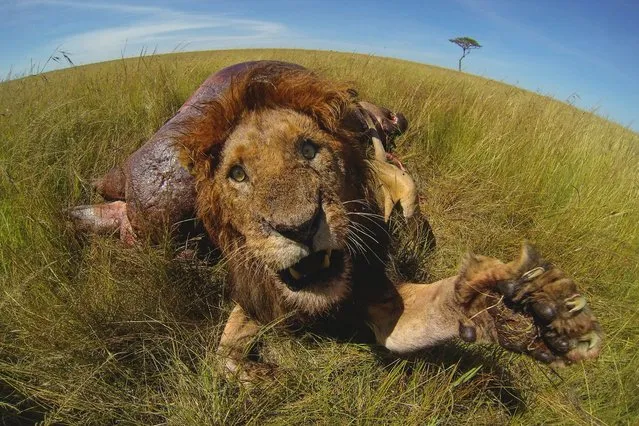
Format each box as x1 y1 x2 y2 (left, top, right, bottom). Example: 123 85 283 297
289 267 302 280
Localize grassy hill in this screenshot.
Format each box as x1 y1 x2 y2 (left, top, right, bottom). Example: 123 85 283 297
1 49 637 425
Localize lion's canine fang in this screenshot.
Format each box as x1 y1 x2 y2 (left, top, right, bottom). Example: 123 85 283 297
322 249 332 269
288 249 333 281
289 267 302 280
278 249 344 292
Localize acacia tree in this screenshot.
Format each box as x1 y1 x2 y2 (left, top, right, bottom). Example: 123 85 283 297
449 37 482 71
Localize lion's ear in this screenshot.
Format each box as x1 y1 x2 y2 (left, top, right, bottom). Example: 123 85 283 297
339 107 369 135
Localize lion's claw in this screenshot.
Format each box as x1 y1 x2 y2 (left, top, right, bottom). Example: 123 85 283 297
520 266 546 282
546 319 602 363
580 330 601 351
565 294 587 313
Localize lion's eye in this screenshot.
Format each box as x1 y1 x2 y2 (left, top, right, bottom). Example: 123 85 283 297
300 139 317 160
229 165 247 182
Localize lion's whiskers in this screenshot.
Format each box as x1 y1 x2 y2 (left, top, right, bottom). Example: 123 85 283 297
346 225 369 260
342 199 388 265
346 221 386 265
343 201 390 239
348 219 380 244
343 198 374 209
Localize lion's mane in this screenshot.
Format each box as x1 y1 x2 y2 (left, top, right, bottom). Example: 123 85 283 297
177 63 390 328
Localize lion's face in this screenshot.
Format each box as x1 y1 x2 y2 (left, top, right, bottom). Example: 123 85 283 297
201 108 373 317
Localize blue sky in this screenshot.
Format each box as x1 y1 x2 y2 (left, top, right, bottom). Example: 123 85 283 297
2 0 638 131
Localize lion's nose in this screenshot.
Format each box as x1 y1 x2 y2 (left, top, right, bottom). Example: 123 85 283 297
270 208 322 247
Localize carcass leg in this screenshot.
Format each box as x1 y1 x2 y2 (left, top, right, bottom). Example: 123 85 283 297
67 201 136 245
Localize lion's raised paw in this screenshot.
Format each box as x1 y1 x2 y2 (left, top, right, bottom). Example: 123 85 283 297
458 243 603 366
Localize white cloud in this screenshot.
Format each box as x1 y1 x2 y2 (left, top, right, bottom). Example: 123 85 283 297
23 0 287 67
20 0 169 15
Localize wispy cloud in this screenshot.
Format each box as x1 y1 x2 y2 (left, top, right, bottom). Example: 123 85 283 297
21 0 287 66
21 0 170 15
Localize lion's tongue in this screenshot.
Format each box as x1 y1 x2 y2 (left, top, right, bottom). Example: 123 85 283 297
289 250 330 279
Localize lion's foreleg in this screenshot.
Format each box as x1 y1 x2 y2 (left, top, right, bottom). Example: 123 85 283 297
217 304 276 381
368 278 472 353
368 245 603 366
217 304 261 373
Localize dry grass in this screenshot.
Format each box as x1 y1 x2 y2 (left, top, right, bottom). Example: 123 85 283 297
1 49 637 425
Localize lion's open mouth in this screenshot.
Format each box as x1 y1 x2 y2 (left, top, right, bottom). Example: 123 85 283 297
278 249 345 291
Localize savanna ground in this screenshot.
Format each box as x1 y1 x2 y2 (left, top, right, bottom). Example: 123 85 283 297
0 49 637 425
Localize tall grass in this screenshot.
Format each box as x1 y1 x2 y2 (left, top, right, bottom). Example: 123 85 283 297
1 49 637 425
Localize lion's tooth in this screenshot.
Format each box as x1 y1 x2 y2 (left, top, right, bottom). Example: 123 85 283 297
289 267 302 280
322 252 331 269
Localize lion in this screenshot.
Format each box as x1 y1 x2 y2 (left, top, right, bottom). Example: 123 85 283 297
171 62 603 379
